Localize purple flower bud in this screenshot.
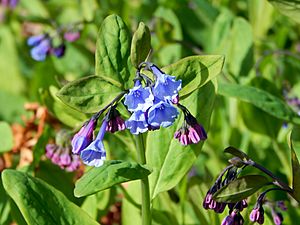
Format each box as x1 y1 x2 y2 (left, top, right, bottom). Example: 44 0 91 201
272 211 283 225
250 206 264 224
221 215 234 225
59 152 71 166
51 44 66 58
276 201 287 211
45 144 56 158
106 108 126 133
80 120 108 167
64 31 80 42
9 0 18 8
72 117 97 154
65 155 81 172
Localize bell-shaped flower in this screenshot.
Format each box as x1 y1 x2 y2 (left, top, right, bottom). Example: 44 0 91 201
51 44 66 58
151 64 182 101
125 110 148 135
124 80 154 112
27 34 45 46
80 120 107 167
30 39 51 61
147 101 179 128
72 117 97 154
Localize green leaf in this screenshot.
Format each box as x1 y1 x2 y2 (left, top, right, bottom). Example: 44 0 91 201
147 81 216 199
288 128 300 202
162 55 224 98
218 83 300 124
95 14 134 89
2 169 99 225
269 0 300 24
57 75 123 113
0 122 13 153
42 86 87 127
74 160 152 197
213 175 270 203
224 146 250 161
131 22 151 68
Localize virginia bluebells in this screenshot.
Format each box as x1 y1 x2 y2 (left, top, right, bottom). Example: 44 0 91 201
71 116 97 154
27 23 81 61
106 106 126 133
80 119 108 167
45 130 81 172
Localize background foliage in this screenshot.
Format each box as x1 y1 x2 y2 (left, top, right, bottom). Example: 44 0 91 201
1 0 300 224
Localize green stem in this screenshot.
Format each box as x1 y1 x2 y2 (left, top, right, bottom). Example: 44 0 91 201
135 134 151 225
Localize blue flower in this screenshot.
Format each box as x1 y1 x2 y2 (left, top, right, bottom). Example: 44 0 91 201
125 111 148 135
147 101 179 128
124 80 154 112
151 65 182 101
71 117 97 154
27 34 45 46
30 39 51 61
80 139 106 167
80 120 107 167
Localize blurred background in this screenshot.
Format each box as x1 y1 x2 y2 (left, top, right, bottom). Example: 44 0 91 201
1 0 300 224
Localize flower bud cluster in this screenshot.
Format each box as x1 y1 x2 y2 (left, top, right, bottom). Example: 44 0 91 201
45 130 81 172
27 26 80 61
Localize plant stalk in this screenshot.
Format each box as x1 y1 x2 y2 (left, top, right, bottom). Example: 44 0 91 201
135 134 151 225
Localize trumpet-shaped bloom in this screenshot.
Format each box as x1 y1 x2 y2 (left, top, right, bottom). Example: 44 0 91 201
125 111 148 135
72 117 97 154
30 39 51 61
151 65 182 101
80 120 107 167
147 101 179 128
124 81 154 112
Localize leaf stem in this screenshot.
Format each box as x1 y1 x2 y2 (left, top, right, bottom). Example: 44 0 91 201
135 134 151 225
246 160 293 193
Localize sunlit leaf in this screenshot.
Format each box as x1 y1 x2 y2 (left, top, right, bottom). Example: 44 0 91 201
131 22 151 68
163 55 224 98
0 122 13 153
2 169 99 225
57 75 123 113
213 175 270 203
74 160 152 197
147 81 216 199
269 0 300 24
218 83 300 124
95 14 134 89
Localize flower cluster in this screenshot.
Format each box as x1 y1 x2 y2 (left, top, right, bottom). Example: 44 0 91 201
45 130 81 172
124 63 207 145
203 155 288 225
71 108 126 167
0 0 18 9
203 165 248 225
70 62 207 167
27 27 80 61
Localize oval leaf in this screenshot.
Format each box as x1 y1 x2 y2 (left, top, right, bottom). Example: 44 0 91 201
218 83 300 124
95 14 134 89
0 121 13 153
147 81 216 199
131 22 151 68
213 175 270 203
269 0 300 24
1 169 99 225
162 55 224 98
74 160 152 197
57 75 123 113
